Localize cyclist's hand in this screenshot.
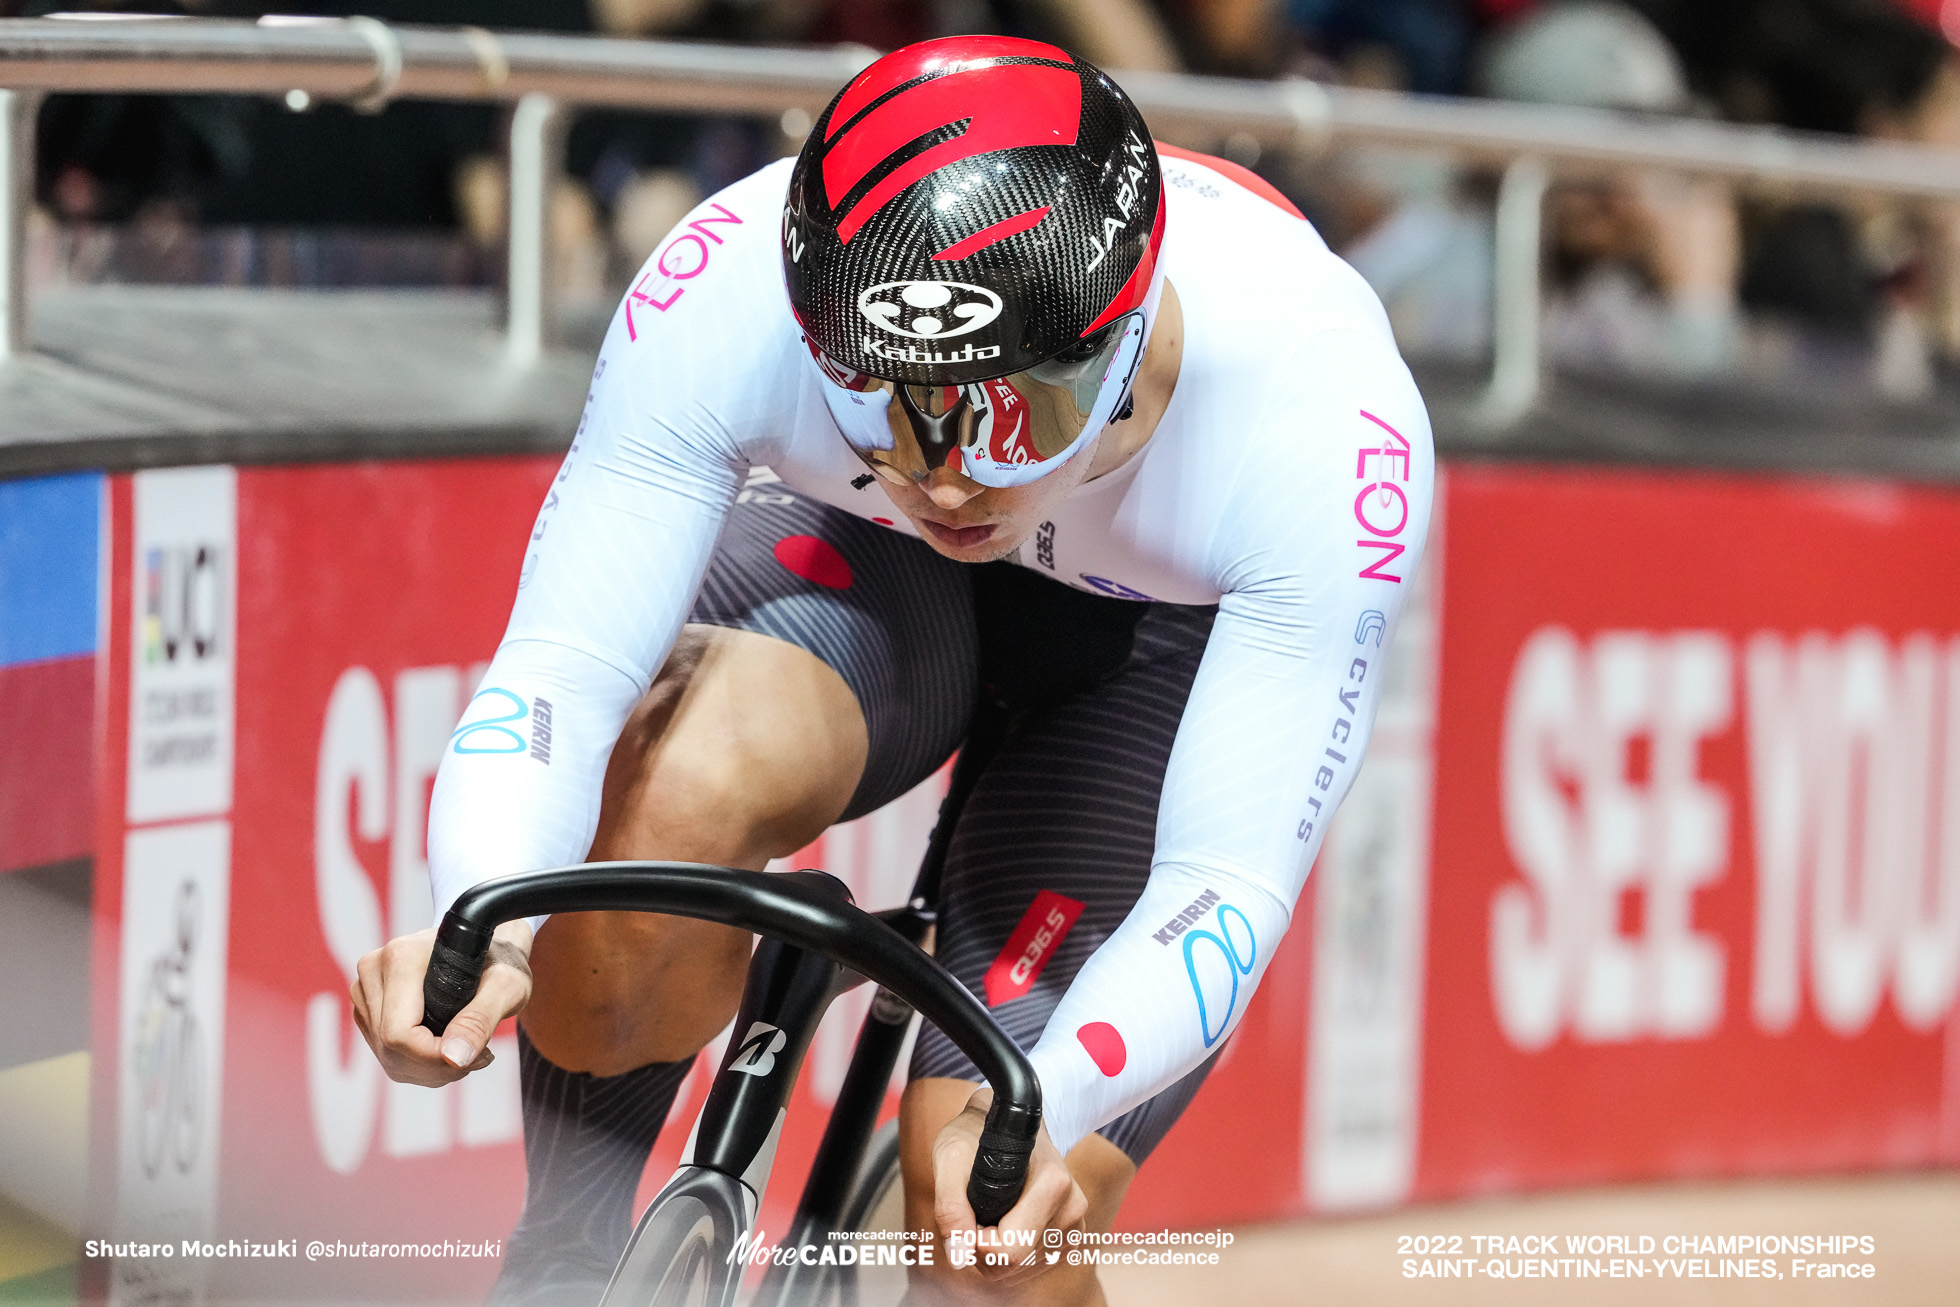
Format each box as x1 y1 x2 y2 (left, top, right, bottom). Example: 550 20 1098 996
351 920 534 1087
931 1086 1085 1286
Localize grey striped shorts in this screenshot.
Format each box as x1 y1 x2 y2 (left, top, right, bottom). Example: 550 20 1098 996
689 491 1221 1164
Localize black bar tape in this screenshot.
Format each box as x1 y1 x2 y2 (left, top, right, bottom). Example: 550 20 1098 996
420 930 488 1036
966 1102 1040 1227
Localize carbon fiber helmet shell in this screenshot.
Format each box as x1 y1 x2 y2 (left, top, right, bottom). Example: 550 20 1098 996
783 35 1165 388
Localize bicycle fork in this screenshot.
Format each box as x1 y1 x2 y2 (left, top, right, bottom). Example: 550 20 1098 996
601 878 845 1307
751 900 934 1307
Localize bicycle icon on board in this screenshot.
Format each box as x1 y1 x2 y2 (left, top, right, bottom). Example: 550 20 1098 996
132 879 205 1180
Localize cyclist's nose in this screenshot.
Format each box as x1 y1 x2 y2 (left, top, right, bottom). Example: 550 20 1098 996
921 467 984 510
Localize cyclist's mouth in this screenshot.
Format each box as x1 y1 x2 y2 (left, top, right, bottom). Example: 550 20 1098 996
919 519 996 550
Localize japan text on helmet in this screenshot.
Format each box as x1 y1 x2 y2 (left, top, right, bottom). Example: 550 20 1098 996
783 36 1166 488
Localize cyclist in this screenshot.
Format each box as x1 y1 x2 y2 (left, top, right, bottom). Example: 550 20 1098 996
351 34 1432 1305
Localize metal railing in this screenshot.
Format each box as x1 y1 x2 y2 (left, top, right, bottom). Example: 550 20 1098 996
8 16 1960 419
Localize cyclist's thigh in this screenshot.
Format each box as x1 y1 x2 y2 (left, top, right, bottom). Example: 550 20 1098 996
594 625 868 866
526 492 979 1070
526 622 871 1069
687 489 980 820
908 592 1223 1167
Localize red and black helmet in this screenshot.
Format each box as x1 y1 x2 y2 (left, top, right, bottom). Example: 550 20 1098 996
783 36 1166 389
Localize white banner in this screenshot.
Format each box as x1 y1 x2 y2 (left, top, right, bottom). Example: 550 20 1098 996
112 820 233 1306
127 467 236 824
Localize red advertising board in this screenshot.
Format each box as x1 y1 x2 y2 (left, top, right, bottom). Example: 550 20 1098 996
86 453 1960 1301
1419 464 1960 1198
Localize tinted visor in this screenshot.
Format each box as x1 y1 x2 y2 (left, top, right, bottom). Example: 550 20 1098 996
808 312 1146 490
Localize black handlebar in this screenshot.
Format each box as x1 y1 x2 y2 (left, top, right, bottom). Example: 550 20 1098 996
420 860 1040 1227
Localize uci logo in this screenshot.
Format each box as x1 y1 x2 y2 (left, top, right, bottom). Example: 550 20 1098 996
143 544 225 665
856 280 1002 340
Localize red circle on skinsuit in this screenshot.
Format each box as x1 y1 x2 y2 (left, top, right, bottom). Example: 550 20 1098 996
1076 1022 1126 1077
773 535 853 589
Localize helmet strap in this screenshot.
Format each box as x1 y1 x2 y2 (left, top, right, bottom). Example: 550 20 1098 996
1135 253 1168 356
1109 252 1168 426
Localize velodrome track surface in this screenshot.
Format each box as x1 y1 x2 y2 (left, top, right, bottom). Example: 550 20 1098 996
1105 1172 1960 1305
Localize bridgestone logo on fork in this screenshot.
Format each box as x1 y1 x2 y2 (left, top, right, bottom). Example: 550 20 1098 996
728 1021 787 1076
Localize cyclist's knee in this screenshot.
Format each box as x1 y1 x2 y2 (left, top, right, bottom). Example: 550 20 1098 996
525 910 749 1071
599 625 867 865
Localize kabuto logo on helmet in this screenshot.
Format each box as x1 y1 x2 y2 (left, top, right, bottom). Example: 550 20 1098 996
857 280 1003 339
859 338 1003 366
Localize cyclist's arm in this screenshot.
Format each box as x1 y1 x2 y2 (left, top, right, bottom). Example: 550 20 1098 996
1026 330 1435 1155
426 177 799 926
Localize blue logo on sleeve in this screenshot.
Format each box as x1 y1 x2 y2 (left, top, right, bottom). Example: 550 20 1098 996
1182 903 1257 1047
450 688 530 755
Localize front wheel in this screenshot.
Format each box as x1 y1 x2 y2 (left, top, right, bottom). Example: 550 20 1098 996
600 1168 750 1307
827 1121 910 1307
840 1120 905 1239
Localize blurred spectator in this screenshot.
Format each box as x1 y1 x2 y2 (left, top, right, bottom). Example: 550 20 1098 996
1160 0 1280 74
1630 0 1958 397
1295 0 1486 358
610 169 704 271
1163 0 1472 86
30 1 597 232
448 154 607 307
589 0 716 35
1477 0 1681 107
452 155 507 255
1477 1 1742 379
26 1 684 298
1337 151 1494 360
1025 0 1182 69
1287 0 1475 92
1629 0 1947 133
1335 1 1741 378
